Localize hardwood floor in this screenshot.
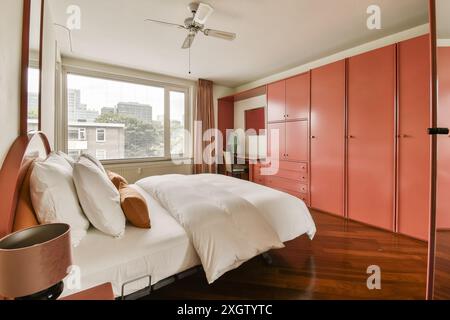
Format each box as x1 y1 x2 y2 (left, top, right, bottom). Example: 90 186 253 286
434 230 450 300
144 210 428 300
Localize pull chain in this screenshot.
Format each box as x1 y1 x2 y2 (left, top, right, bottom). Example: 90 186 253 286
189 45 191 74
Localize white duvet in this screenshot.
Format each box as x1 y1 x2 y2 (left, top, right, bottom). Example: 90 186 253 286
137 174 316 284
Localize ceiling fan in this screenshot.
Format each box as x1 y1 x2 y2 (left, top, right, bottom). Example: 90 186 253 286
145 2 237 50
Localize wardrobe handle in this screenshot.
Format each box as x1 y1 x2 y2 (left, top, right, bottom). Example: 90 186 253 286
311 136 316 139
428 128 449 135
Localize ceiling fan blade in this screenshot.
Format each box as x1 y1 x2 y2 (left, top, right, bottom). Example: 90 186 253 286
182 34 196 49
203 29 236 41
145 19 186 29
193 3 214 25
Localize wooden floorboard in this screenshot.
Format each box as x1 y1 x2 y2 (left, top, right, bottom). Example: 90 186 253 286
143 210 428 300
434 231 450 300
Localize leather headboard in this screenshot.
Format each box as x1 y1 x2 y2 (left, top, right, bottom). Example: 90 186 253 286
0 133 50 238
12 161 39 232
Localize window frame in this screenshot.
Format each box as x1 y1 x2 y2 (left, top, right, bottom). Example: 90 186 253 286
60 65 192 165
79 128 86 141
96 128 106 143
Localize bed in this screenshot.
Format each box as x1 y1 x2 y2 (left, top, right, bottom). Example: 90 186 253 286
0 132 316 299
62 185 201 298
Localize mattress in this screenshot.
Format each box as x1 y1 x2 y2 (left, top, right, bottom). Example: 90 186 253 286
61 184 200 298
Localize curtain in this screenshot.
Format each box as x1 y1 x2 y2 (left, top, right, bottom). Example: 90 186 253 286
194 79 216 174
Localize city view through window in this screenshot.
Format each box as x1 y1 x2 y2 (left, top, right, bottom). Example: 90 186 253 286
66 74 187 161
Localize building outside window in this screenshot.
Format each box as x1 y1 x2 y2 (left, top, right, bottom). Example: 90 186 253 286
96 128 106 142
69 128 87 141
65 72 190 161
68 123 125 160
96 150 107 160
68 149 81 159
79 128 86 140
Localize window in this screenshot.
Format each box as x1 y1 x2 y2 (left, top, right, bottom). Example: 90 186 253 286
27 67 39 132
69 128 87 141
79 128 86 140
68 128 79 141
65 73 189 161
96 129 106 142
96 150 107 160
170 91 186 157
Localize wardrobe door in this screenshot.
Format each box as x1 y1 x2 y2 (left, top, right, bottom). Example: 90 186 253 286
347 45 396 231
437 47 450 231
397 35 431 241
310 60 346 216
285 121 308 162
268 122 286 160
286 72 310 121
267 80 286 122
218 98 235 147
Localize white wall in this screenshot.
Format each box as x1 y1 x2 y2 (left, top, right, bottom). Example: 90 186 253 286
234 95 267 131
41 0 57 147
0 0 23 167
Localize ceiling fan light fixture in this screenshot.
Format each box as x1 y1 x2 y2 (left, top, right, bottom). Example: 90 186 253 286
191 2 214 25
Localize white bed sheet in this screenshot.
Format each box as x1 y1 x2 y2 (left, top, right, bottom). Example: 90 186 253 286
137 174 316 243
61 184 200 298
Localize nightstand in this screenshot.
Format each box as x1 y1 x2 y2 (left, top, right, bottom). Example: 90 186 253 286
61 283 115 301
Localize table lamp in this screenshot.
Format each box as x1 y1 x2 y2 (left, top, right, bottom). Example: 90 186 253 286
0 224 72 300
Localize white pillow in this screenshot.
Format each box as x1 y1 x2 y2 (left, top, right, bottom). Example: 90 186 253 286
57 151 76 168
47 151 73 170
30 153 90 247
73 157 126 237
81 153 107 175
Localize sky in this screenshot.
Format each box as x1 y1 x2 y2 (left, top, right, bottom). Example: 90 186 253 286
67 74 185 122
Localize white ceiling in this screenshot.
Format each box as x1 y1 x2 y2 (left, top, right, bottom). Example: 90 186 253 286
48 0 429 88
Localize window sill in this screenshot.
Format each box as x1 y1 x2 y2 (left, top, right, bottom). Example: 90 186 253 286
101 157 193 167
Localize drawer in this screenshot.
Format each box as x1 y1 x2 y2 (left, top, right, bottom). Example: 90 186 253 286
274 169 308 182
271 186 310 206
265 176 308 194
262 160 308 173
